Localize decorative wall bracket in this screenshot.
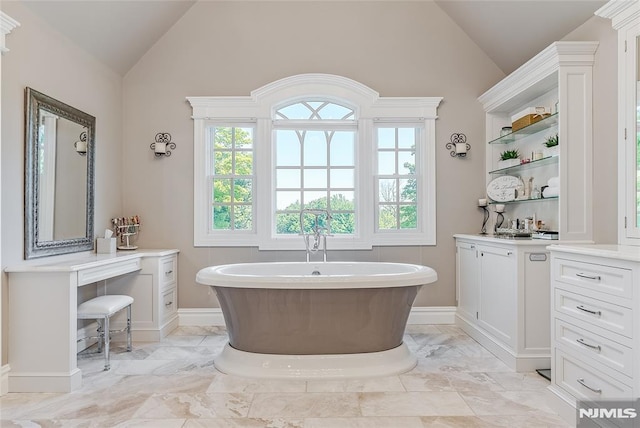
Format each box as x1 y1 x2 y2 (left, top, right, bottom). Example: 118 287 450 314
445 133 470 157
150 132 176 157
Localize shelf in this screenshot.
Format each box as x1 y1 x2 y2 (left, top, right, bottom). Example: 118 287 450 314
488 196 558 205
489 156 558 175
488 113 559 144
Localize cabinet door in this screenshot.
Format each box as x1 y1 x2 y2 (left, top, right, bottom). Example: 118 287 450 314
478 246 516 347
456 241 479 322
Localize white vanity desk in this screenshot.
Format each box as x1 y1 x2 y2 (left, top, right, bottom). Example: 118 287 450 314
5 248 179 392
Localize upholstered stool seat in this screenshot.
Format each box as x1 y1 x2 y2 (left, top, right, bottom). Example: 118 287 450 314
78 295 133 370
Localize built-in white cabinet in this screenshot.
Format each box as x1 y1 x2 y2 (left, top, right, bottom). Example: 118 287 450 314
478 41 597 240
548 245 640 425
4 249 179 392
454 235 551 371
104 251 179 341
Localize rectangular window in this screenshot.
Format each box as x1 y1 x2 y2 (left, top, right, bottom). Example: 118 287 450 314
208 125 255 232
375 126 419 231
274 128 356 236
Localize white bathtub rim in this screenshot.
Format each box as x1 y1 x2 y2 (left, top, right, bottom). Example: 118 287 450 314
213 342 418 379
196 261 437 289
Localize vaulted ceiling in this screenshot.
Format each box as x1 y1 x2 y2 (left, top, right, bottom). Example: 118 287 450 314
19 0 607 76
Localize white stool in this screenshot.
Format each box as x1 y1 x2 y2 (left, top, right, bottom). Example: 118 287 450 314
78 295 134 370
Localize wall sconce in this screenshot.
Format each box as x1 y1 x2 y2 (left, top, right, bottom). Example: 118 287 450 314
150 132 176 157
445 133 470 157
74 131 87 156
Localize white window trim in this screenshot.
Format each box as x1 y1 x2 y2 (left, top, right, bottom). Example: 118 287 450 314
188 74 442 249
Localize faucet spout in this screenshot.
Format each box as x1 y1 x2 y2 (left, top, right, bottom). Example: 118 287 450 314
300 209 332 262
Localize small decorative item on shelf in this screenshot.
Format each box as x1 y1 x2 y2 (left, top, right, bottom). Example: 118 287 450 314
511 106 551 132
111 215 141 250
498 149 520 169
494 204 505 233
542 134 559 158
495 227 532 239
478 198 489 235
500 127 512 137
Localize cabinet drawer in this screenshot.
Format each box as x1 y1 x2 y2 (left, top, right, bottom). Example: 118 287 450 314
554 288 632 338
78 258 141 286
555 318 632 377
161 288 177 321
160 256 176 288
553 257 632 299
555 350 632 401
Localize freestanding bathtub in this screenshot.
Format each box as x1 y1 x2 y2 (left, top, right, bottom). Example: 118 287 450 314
196 261 437 379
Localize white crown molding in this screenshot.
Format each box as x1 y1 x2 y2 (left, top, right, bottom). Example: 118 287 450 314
252 73 380 105
0 12 20 54
187 74 442 119
595 0 640 30
478 41 598 113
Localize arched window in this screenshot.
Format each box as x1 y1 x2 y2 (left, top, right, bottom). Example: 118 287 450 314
273 101 357 236
188 74 441 249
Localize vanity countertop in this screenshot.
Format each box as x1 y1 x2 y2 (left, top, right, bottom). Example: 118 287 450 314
454 233 573 246
4 248 178 273
547 243 640 262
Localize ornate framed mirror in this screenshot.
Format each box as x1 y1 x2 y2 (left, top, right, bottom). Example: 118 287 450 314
24 87 95 259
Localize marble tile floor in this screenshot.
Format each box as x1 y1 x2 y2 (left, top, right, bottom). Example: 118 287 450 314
0 325 570 428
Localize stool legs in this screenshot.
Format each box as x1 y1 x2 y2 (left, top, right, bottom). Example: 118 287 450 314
103 315 110 371
126 304 132 352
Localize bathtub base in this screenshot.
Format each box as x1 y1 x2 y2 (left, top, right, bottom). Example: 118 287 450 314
214 342 417 379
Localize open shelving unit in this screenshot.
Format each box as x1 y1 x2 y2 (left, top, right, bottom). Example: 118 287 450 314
478 41 597 241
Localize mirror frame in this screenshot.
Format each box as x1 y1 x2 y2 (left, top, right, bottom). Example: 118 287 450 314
24 87 95 259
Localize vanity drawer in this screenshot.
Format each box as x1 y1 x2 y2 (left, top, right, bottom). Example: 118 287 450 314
555 350 632 401
160 256 176 288
554 288 632 338
553 257 632 299
555 318 632 377
78 258 141 286
161 288 177 321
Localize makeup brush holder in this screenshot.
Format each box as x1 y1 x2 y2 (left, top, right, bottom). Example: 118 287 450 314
115 224 139 250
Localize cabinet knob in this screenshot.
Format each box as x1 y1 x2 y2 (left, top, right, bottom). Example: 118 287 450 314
165 270 173 275
165 301 173 307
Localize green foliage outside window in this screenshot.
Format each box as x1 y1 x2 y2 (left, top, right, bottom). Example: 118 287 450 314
211 126 419 233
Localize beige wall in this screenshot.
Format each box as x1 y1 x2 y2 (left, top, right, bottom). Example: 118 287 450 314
122 1 505 309
0 2 124 364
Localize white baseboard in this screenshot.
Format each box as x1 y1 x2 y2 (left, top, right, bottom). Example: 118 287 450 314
179 308 226 326
1 364 10 395
178 306 456 327
407 306 456 324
